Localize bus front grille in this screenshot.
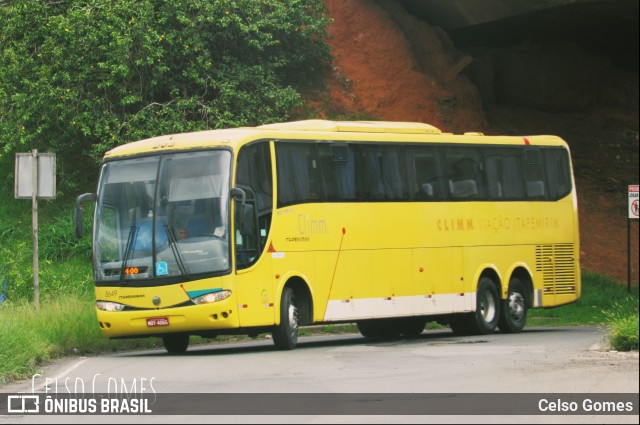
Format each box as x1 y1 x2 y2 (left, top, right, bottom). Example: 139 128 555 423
535 243 577 295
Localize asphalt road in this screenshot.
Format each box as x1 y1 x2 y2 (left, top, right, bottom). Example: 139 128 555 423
1 326 638 424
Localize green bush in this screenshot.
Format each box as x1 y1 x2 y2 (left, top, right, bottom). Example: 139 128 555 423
0 0 330 193
605 304 639 351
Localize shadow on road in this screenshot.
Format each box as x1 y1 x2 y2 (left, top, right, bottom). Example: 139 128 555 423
115 326 592 358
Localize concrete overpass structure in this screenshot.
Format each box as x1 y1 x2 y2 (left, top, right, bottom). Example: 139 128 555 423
399 0 638 71
399 0 637 30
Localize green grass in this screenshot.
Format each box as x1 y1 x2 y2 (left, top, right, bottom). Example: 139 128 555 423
0 293 161 386
529 271 639 327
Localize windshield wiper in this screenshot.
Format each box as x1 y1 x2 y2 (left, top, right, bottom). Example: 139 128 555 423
120 225 139 282
165 224 190 279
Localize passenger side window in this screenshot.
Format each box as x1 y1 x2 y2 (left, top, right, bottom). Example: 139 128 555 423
405 145 444 200
524 148 548 199
544 147 572 199
276 142 321 206
317 143 356 201
356 145 407 200
485 148 525 200
444 147 484 199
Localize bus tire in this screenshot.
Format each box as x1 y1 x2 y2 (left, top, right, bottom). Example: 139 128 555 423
162 334 189 354
498 278 528 333
272 287 299 350
357 320 401 339
451 277 500 336
400 318 426 337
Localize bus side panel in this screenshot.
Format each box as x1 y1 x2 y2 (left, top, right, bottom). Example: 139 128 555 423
412 247 465 315
235 252 276 327
313 250 340 322
322 247 467 321
355 249 414 316
321 248 417 321
321 249 382 320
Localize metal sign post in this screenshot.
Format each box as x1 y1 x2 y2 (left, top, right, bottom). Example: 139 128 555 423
628 185 639 294
14 150 56 311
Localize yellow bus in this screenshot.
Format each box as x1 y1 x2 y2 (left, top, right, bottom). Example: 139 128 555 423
75 120 580 353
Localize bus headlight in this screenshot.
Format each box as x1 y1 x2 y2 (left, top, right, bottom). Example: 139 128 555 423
191 290 232 305
96 301 126 312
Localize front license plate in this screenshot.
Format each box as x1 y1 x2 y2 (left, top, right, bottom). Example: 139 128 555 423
146 317 169 327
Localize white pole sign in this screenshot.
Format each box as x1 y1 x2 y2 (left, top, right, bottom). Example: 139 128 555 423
15 152 56 199
14 150 56 312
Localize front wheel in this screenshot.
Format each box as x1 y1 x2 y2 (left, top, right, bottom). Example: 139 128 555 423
162 334 189 354
272 287 299 350
498 278 528 333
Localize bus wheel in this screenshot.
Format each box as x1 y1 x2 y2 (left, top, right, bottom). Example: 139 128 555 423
400 318 426 337
272 287 299 350
162 334 189 354
357 320 401 339
451 277 500 336
498 278 528 333
472 277 500 334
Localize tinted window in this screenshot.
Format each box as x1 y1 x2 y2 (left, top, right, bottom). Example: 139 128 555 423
524 148 548 199
444 146 485 199
317 143 356 201
544 147 572 199
405 145 445 199
484 147 525 199
276 143 321 206
275 141 572 205
356 145 407 200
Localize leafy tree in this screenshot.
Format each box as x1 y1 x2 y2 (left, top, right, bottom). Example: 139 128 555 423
0 0 330 193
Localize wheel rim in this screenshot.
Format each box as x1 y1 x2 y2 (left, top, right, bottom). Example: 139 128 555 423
288 302 299 340
479 290 497 323
508 292 526 322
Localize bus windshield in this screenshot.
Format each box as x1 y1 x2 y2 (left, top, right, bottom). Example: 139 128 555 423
93 150 231 283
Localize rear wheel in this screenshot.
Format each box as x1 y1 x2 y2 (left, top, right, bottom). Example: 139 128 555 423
450 277 500 336
272 287 299 350
162 334 189 354
498 278 528 333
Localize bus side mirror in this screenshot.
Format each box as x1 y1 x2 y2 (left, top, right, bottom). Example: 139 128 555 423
75 193 96 238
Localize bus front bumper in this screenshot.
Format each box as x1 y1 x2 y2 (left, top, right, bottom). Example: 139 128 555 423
95 300 240 338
